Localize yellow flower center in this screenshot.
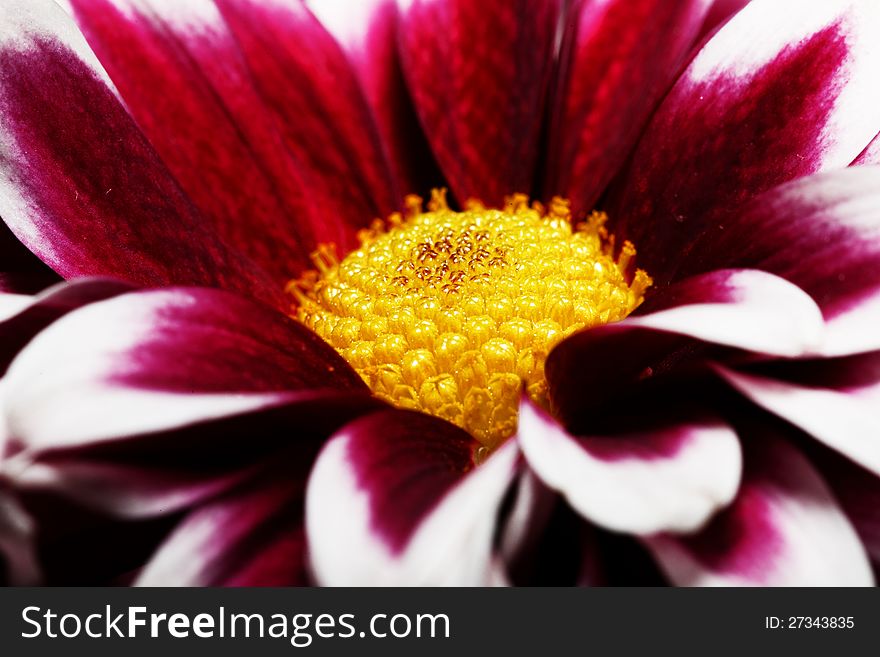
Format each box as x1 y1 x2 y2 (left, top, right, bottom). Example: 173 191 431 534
290 191 651 452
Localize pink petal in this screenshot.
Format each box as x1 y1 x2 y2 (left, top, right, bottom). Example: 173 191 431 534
136 472 308 586
645 429 873 586
0 278 132 376
4 392 381 520
67 0 323 281
544 0 712 214
214 0 398 252
716 352 880 477
306 409 519 585
306 0 442 197
697 0 752 41
518 400 741 534
612 0 880 285
399 0 562 206
546 269 823 427
675 168 880 356
1 287 366 451
852 131 880 165
0 1 283 308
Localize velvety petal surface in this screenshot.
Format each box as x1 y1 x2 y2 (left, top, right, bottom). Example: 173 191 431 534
399 0 561 206
0 278 132 376
0 0 282 308
306 0 441 198
67 0 322 281
546 269 823 427
645 430 873 586
306 409 519 585
1 287 366 451
214 0 397 253
675 168 880 356
612 0 880 285
544 0 712 214
517 401 741 535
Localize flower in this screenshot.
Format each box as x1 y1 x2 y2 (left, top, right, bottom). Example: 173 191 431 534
1 0 879 586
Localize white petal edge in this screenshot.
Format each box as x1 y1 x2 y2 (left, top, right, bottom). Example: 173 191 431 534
716 364 880 477
517 401 742 535
306 437 519 586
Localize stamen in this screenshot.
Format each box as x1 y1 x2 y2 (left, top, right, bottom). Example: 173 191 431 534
290 192 651 451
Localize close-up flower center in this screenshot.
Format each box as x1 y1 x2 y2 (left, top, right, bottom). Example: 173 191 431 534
291 191 651 451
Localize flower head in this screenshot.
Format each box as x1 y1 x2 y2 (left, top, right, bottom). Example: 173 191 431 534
0 0 879 586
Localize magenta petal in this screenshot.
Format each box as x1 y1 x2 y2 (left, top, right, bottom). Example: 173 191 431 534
518 401 741 535
696 0 752 41
645 429 873 586
546 269 823 426
612 0 880 285
399 0 561 206
214 0 397 253
2 287 367 451
0 1 283 308
852 131 880 165
716 351 880 477
0 278 132 376
5 390 381 523
306 409 519 585
544 0 712 214
136 473 308 586
674 168 880 356
68 0 323 281
307 0 442 198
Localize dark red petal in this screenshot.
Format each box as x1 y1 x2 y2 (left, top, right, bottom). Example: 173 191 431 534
546 269 823 428
518 401 741 535
306 409 519 585
674 168 880 356
399 0 562 206
645 426 873 585
307 0 443 198
611 0 880 285
0 3 283 308
12 488 179 585
68 0 322 281
696 0 752 41
544 0 712 214
716 349 880 477
7 392 380 518
0 278 132 376
852 131 880 165
2 287 367 452
136 471 308 586
215 0 398 252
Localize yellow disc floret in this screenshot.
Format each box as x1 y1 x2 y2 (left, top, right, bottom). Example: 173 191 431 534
290 190 651 452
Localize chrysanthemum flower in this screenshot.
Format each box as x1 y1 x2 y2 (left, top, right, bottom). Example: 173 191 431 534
1 0 879 586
